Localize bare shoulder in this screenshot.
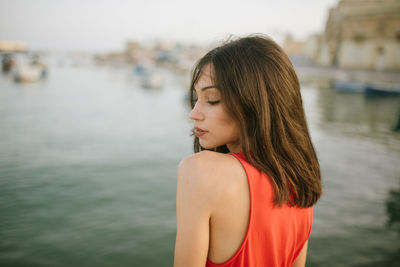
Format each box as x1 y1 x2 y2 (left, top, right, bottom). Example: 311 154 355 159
179 150 234 168
178 151 246 197
178 150 242 178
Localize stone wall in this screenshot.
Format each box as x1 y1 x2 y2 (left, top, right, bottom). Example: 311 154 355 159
318 0 400 71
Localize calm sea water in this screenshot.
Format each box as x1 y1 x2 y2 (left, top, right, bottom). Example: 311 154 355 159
1 59 399 267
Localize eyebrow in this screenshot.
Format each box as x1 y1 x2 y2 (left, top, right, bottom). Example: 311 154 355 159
194 85 218 92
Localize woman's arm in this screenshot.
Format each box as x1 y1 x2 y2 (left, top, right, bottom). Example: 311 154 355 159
292 240 308 267
174 154 215 267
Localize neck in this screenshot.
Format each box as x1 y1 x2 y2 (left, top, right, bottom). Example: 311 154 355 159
227 143 242 153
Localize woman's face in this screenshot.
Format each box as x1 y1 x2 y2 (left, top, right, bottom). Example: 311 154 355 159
189 64 241 153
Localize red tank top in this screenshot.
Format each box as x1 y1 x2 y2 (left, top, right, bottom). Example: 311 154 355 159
206 151 313 267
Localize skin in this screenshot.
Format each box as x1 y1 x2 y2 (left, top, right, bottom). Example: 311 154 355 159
189 64 241 153
174 150 249 267
174 64 308 267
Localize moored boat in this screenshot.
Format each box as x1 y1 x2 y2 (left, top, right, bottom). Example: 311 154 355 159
333 80 367 93
365 82 400 96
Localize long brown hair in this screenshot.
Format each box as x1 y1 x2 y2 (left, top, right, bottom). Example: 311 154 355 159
189 34 321 207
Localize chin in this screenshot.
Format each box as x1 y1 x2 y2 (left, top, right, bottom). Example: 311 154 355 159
199 140 223 150
199 142 213 150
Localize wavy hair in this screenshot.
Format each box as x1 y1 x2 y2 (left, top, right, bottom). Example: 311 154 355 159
189 34 321 207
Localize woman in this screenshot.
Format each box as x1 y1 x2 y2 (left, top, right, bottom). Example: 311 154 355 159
174 35 322 267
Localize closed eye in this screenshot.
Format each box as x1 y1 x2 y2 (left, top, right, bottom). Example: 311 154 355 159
208 100 220 105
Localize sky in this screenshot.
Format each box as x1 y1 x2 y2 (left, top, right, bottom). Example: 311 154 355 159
0 0 339 52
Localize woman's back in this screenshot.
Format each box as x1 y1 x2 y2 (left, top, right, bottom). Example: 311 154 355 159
177 150 313 267
205 151 250 264
222 150 312 267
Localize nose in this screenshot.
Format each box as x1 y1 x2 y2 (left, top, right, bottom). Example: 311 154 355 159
189 101 204 121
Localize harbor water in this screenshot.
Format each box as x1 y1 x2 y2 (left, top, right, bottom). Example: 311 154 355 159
1 60 399 266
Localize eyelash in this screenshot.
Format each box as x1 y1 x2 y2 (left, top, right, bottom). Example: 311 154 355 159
192 98 220 105
192 93 220 105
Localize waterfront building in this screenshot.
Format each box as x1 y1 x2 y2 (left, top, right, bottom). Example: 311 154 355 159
315 0 400 71
0 40 27 52
282 34 305 55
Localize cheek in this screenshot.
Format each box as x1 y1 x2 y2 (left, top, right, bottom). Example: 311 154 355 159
226 122 240 140
213 110 238 136
224 117 237 132
199 108 240 149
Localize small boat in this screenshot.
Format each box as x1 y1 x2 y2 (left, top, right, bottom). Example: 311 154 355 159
14 64 46 83
333 80 367 93
365 82 400 96
141 72 163 89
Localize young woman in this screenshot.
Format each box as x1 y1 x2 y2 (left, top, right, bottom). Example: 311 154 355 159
174 35 322 267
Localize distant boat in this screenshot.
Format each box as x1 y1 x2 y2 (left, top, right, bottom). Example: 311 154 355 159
333 80 367 93
14 64 46 83
365 82 400 96
141 72 163 89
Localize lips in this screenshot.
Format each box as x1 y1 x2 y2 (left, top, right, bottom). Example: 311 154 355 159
194 127 207 137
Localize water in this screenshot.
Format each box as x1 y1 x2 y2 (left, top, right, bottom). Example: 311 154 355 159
301 83 400 266
1 61 399 267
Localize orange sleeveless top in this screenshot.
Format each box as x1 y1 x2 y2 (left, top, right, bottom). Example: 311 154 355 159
206 151 313 267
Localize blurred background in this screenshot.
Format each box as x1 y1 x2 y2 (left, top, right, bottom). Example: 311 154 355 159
1 0 399 266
